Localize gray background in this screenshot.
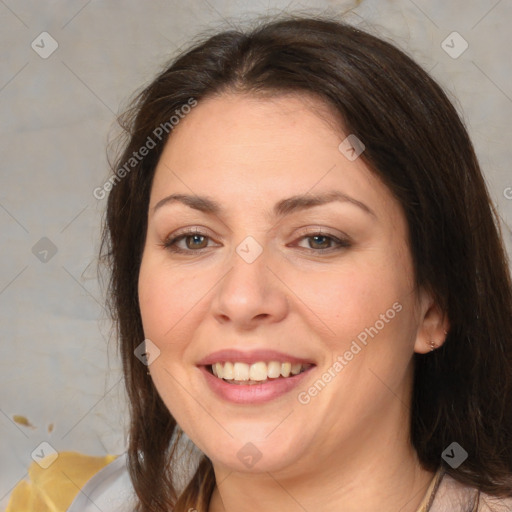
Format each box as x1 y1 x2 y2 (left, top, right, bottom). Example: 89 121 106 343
1 0 511 506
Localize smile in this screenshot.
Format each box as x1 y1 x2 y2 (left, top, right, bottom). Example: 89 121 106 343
197 349 316 403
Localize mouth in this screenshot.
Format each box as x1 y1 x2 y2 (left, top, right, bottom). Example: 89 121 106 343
197 350 316 404
207 361 314 385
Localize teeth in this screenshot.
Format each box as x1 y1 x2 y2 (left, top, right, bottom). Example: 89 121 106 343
233 362 249 381
267 361 281 378
249 361 268 381
223 361 234 380
210 361 310 383
291 363 302 375
214 362 223 378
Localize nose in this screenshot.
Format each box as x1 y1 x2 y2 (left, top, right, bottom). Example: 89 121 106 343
210 243 289 330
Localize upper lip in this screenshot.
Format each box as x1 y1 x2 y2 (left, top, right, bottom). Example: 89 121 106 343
197 349 316 366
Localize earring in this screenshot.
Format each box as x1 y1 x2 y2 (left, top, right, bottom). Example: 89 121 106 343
430 330 448 351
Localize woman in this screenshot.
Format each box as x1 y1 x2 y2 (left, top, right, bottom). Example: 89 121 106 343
8 15 512 512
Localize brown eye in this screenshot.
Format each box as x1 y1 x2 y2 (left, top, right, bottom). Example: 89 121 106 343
163 229 218 254
294 232 351 253
307 235 333 250
184 234 209 250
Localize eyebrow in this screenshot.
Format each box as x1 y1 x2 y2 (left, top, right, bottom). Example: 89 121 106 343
153 190 375 218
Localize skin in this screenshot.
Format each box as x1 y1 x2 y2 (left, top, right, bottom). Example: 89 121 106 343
138 93 449 512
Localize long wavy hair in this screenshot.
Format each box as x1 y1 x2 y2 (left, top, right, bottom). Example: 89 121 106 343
100 15 512 511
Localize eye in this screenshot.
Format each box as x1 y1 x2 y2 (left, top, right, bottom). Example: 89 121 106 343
163 228 217 253
162 228 351 255
293 231 351 253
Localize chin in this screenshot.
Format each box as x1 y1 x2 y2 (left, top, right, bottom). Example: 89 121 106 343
194 426 307 474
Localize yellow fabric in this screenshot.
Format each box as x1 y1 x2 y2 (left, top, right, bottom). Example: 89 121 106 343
6 451 117 512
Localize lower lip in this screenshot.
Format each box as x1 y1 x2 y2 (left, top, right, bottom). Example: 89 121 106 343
199 365 314 404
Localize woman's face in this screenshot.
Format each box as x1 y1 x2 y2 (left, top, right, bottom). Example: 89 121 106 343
138 93 436 475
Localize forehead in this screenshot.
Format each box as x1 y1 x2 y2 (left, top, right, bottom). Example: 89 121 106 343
150 93 400 225
164 92 342 154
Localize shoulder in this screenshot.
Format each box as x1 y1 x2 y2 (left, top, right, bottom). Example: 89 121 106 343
66 452 136 511
478 491 512 512
6 451 135 512
430 472 512 512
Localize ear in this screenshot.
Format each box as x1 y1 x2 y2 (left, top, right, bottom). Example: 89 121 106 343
414 288 450 354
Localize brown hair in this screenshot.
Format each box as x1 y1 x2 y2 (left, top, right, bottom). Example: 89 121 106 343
100 15 512 511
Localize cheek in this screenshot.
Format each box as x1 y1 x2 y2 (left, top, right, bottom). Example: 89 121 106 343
298 261 415 418
138 256 203 416
330 255 416 394
295 253 410 347
138 255 207 343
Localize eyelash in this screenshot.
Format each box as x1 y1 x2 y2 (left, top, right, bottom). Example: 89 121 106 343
162 228 351 255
